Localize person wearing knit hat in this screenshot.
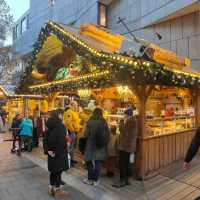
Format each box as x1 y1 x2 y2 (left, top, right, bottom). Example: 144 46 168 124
113 105 138 188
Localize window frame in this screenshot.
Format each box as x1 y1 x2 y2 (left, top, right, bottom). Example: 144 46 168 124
21 17 27 34
12 27 16 40
97 2 107 27
16 24 19 38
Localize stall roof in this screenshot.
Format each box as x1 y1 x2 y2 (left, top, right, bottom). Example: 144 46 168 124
0 85 44 99
17 21 200 93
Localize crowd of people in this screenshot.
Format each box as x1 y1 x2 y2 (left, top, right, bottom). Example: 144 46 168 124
9 103 138 197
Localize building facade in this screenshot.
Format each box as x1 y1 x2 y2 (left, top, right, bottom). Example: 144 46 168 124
107 0 200 70
12 0 200 71
12 0 106 59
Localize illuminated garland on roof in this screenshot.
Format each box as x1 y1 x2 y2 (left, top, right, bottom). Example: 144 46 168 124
17 21 200 93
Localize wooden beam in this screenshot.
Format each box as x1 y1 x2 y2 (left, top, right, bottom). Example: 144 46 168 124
47 92 60 110
128 81 154 179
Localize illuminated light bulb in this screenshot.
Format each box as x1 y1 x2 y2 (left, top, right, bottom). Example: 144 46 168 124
134 62 138 66
143 62 146 65
117 57 120 60
146 62 150 67
125 59 128 63
129 60 133 64
113 56 116 60
121 58 125 62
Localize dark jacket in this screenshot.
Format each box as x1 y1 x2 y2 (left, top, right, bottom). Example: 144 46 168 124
119 116 137 153
185 128 200 163
11 118 22 135
84 116 109 162
46 116 68 172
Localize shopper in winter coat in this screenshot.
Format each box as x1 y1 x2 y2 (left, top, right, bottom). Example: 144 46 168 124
46 110 69 197
113 106 138 188
18 117 33 155
11 114 23 153
183 127 200 170
106 125 118 177
83 107 109 186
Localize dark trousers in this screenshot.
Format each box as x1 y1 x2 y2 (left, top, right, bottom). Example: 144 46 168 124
33 128 38 147
11 131 20 150
119 151 130 182
18 136 32 153
86 160 102 181
69 132 77 162
50 171 62 187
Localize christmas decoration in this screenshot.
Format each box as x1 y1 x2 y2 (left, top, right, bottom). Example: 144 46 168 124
17 21 200 94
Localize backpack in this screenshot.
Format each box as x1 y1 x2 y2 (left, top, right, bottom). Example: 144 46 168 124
94 122 107 149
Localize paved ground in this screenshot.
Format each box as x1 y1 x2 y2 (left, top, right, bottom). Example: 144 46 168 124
0 135 91 200
2 132 200 200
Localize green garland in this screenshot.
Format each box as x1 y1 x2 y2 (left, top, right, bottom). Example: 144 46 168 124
17 21 200 94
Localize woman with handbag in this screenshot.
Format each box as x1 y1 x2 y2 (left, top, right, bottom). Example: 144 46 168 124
82 108 109 186
45 109 70 197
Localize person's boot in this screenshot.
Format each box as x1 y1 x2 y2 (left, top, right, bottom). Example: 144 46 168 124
11 149 16 153
54 187 70 197
48 185 55 197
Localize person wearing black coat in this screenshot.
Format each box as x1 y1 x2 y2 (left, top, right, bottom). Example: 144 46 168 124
46 110 69 197
11 114 23 153
183 127 200 169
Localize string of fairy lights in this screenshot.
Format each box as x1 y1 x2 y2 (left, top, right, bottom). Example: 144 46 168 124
17 20 200 94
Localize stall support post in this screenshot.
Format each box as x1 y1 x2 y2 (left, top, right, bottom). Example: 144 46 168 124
62 97 65 109
23 98 29 118
48 92 59 110
130 84 153 179
195 89 200 127
38 100 41 116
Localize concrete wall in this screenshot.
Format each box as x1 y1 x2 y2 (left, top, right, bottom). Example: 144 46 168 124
138 11 200 69
153 11 200 69
107 0 199 33
107 0 200 69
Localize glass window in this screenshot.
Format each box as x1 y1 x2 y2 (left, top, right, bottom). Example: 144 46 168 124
12 27 16 40
21 17 27 33
98 3 107 27
145 87 195 137
16 24 19 38
27 15 29 30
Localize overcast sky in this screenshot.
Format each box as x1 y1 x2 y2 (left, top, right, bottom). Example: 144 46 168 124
5 0 29 45
6 0 30 21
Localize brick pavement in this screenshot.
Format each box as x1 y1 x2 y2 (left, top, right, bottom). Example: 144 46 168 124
0 139 92 200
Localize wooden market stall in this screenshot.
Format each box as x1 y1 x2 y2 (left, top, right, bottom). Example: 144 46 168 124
0 85 46 123
17 21 200 178
1 89 70 123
